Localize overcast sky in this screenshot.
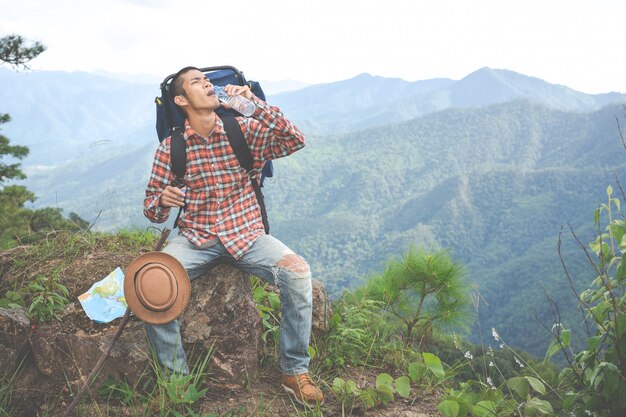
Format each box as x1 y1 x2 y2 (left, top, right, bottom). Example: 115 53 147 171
1 0 625 93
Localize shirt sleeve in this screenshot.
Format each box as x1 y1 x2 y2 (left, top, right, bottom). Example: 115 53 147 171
143 140 173 223
243 96 306 166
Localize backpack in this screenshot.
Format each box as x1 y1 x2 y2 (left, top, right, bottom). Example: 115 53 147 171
154 65 272 233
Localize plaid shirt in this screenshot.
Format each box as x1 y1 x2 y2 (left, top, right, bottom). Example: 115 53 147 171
144 96 305 258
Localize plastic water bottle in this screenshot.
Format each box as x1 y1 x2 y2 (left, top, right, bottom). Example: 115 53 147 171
213 85 256 117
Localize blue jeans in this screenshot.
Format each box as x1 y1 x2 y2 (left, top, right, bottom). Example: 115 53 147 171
144 233 313 376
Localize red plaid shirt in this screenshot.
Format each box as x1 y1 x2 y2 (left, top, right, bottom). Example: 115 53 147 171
144 96 305 258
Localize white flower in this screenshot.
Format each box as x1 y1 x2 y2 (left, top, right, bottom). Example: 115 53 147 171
514 356 525 368
486 377 495 388
489 361 494 367
491 328 500 342
487 346 494 357
464 351 473 360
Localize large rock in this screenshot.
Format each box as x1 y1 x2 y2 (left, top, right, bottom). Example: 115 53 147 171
0 307 30 375
181 264 263 385
29 304 150 388
312 280 332 332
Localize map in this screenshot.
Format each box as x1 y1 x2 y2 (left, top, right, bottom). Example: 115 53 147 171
78 267 128 323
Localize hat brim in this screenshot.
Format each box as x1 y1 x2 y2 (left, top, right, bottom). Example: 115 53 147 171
123 252 190 325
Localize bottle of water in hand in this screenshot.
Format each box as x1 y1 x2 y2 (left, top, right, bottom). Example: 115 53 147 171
213 85 256 117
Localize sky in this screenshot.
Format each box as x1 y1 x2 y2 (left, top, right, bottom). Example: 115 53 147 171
1 0 625 94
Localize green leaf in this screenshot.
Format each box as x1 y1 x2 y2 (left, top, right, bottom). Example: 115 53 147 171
561 329 571 347
472 400 496 417
267 292 280 309
408 361 424 382
614 197 621 211
395 376 411 398
359 389 376 409
525 376 546 395
604 365 619 398
507 377 530 400
423 352 445 380
438 399 460 417
545 339 561 360
376 373 394 390
525 397 554 415
588 335 602 351
376 384 394 403
594 207 601 226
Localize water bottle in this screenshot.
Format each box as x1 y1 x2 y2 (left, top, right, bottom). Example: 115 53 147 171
213 85 256 117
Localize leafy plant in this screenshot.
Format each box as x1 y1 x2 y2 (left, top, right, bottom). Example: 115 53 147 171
250 276 281 346
27 272 69 322
546 184 626 416
361 248 474 344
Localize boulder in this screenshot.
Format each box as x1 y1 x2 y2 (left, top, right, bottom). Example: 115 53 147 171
181 264 263 385
29 304 150 388
0 307 30 375
312 280 332 332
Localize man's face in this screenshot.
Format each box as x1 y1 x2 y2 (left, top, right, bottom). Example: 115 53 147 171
177 69 220 112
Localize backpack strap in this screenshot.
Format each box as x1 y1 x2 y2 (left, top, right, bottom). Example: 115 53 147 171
221 116 270 234
170 127 186 228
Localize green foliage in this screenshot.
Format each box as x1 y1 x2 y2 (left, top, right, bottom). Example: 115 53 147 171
26 272 69 322
250 276 281 347
545 185 626 416
0 34 45 69
318 294 384 369
361 248 474 343
0 34 87 249
0 114 28 184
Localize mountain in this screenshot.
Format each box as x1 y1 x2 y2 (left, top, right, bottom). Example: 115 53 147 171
2 67 624 170
271 67 626 134
0 68 156 167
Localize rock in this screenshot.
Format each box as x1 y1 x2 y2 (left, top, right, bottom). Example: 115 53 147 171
181 264 263 385
0 307 30 375
29 311 150 388
312 280 332 332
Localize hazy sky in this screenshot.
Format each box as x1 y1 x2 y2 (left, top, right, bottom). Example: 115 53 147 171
1 0 625 93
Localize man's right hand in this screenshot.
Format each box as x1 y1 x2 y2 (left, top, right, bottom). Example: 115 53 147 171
159 185 186 207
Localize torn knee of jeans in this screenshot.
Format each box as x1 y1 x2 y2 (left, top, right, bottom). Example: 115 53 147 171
277 254 310 278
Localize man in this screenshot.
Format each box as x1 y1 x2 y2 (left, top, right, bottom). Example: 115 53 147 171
143 66 323 406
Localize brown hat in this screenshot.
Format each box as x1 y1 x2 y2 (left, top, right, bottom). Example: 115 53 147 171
123 252 190 325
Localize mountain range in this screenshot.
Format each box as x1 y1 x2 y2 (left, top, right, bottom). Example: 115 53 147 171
3 67 626 356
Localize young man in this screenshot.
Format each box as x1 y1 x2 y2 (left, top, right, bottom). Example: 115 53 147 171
143 67 323 406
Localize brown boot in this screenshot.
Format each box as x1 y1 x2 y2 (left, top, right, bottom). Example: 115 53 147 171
281 373 324 406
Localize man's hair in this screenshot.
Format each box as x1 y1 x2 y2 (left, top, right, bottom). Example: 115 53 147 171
170 66 201 105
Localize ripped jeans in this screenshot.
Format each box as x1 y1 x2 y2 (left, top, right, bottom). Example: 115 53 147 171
143 233 313 376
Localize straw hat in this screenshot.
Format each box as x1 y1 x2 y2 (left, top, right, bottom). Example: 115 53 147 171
123 252 190 324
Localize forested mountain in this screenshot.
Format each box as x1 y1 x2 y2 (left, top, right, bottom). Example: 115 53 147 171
271 67 626 134
5 67 626 355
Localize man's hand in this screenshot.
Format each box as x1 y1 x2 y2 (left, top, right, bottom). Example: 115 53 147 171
220 84 253 102
159 185 186 208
